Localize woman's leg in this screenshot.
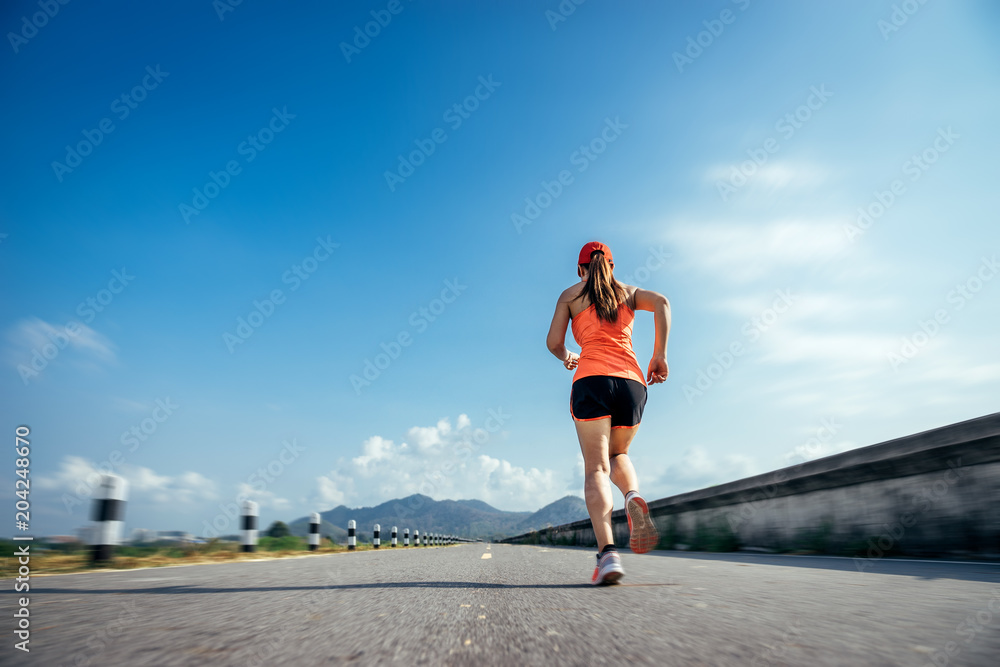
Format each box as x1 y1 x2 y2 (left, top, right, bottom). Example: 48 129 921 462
609 426 640 496
574 417 614 550
610 422 658 554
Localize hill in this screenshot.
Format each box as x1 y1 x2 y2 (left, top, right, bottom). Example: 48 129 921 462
516 495 588 532
287 494 587 542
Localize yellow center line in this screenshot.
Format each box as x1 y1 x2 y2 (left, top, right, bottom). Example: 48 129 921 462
481 553 492 559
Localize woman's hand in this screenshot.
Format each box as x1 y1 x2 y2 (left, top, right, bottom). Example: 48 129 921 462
647 355 668 384
564 352 580 371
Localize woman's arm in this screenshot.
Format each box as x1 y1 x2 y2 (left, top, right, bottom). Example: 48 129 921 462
546 297 579 370
633 288 670 383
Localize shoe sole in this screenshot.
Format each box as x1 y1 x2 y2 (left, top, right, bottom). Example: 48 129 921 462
592 568 624 585
627 497 659 554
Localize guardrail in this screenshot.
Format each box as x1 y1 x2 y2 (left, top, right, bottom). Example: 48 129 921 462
502 412 1000 562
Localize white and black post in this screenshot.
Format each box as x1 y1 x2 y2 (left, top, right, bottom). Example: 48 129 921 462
309 512 320 551
404 528 410 547
415 529 420 546
391 526 397 547
241 500 258 552
373 524 381 549
348 519 356 550
90 473 127 564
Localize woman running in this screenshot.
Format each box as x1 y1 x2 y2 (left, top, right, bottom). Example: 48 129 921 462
546 241 671 585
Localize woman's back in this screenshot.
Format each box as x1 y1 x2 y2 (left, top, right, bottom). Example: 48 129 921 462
566 284 645 385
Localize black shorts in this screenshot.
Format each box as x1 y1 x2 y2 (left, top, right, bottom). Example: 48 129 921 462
570 376 647 429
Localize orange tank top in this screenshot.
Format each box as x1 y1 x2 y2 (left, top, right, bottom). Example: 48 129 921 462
571 301 645 385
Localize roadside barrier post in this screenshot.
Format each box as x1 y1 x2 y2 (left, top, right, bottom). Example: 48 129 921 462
241 500 259 553
309 512 320 551
404 528 410 546
391 526 397 547
374 524 381 549
348 519 356 550
90 473 127 564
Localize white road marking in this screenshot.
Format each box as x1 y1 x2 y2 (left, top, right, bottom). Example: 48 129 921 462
481 553 492 559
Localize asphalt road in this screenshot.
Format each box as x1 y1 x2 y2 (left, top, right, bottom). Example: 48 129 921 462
4 544 1000 666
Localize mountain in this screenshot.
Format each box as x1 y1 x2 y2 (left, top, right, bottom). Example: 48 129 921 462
286 494 587 542
516 495 589 532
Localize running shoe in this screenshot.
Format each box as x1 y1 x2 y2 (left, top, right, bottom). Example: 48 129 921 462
591 549 624 585
626 492 659 554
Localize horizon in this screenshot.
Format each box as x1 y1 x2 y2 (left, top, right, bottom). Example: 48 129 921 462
31 410 990 541
4 1 999 539
45 492 590 541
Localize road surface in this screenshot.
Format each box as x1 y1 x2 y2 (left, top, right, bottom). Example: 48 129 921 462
5 543 1000 665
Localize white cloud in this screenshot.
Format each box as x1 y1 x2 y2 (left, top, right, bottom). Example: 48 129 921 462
127 465 172 493
35 456 217 506
5 317 117 373
650 446 758 496
235 482 290 511
709 291 898 323
35 455 101 492
473 455 556 505
316 472 353 507
757 326 900 367
111 397 152 413
311 414 567 512
704 160 832 211
902 357 1000 387
405 417 455 454
782 439 858 465
667 219 851 284
352 435 400 473
705 160 828 191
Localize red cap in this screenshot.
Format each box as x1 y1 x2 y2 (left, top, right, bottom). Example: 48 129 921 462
578 241 613 267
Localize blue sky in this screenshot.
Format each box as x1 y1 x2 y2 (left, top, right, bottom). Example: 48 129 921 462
2 0 998 538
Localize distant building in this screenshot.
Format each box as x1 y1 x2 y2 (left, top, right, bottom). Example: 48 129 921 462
43 535 80 545
127 529 196 544
131 528 158 543
156 531 195 543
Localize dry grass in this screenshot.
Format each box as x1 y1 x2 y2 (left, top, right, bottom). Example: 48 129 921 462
0 540 441 578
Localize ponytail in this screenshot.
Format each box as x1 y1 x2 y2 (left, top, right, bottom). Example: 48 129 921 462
574 251 627 322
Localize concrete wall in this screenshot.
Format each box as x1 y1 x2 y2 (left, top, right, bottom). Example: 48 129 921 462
503 412 1000 560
